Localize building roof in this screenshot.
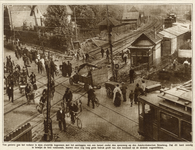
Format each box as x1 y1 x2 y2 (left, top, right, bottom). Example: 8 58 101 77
33 5 73 16
8 5 31 11
129 6 139 12
7 5 34 29
163 26 189 36
35 5 48 16
122 12 139 20
144 31 163 44
159 30 176 39
98 17 120 26
130 32 163 47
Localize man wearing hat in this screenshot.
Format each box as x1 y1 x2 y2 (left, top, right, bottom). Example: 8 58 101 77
56 107 66 132
129 67 135 83
121 82 127 102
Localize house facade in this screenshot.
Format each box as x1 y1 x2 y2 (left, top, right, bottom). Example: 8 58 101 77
4 5 73 31
121 6 141 30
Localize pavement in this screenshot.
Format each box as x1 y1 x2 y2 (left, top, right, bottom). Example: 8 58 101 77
4 42 159 142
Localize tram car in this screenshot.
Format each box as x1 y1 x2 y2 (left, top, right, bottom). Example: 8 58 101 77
164 13 177 28
138 80 192 141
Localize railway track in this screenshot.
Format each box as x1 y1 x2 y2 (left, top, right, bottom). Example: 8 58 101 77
89 17 163 60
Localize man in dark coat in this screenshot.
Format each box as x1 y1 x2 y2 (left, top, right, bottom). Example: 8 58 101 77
56 107 66 132
134 83 141 104
25 83 31 104
85 53 89 62
106 49 109 60
69 101 79 124
7 83 14 102
101 47 104 58
63 88 73 107
87 86 95 109
29 72 36 84
129 67 135 83
121 82 127 102
67 61 72 77
62 62 67 77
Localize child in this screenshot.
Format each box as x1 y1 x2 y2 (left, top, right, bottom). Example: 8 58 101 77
129 90 134 107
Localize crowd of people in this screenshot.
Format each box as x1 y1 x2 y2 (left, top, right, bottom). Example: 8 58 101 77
5 38 149 133
112 71 146 108
4 53 38 104
57 87 82 132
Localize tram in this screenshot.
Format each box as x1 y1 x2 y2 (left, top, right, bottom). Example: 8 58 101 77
138 80 192 141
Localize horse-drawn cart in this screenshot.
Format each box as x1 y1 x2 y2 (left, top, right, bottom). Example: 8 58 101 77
69 63 108 91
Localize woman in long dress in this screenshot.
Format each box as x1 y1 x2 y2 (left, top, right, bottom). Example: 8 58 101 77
113 84 122 107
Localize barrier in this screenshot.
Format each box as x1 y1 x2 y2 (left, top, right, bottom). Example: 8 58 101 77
4 123 33 142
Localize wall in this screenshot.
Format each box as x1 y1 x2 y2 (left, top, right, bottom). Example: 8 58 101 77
177 33 187 50
10 10 35 28
171 37 177 54
153 42 161 66
178 49 192 58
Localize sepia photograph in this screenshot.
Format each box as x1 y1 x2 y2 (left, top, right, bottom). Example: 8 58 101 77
2 1 192 145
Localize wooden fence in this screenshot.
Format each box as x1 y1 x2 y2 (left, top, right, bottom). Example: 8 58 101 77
4 123 33 142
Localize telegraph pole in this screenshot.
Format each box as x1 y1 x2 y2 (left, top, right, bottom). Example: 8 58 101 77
107 6 115 81
44 53 53 141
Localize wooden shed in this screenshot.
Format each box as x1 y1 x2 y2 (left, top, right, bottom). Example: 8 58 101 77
159 30 177 56
128 31 163 70
159 26 189 56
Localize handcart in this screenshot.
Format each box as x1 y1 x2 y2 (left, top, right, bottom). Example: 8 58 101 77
69 63 108 91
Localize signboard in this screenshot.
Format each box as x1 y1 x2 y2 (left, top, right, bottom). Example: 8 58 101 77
92 67 108 85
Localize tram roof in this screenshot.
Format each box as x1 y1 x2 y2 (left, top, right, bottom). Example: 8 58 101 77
139 80 192 115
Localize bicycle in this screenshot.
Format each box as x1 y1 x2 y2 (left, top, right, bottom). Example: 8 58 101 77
91 95 100 107
36 102 47 117
61 101 70 117
94 96 100 107
73 112 82 129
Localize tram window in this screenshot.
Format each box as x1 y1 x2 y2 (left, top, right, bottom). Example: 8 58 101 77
160 113 179 135
145 104 156 121
139 102 143 116
181 121 192 141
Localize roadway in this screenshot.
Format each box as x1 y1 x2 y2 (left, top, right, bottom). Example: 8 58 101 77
4 47 149 141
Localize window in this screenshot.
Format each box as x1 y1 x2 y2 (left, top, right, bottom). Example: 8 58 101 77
144 104 157 122
181 121 192 141
138 101 143 116
160 113 179 135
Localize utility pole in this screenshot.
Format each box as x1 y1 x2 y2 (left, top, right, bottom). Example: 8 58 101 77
44 54 53 141
74 7 77 41
107 5 115 81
